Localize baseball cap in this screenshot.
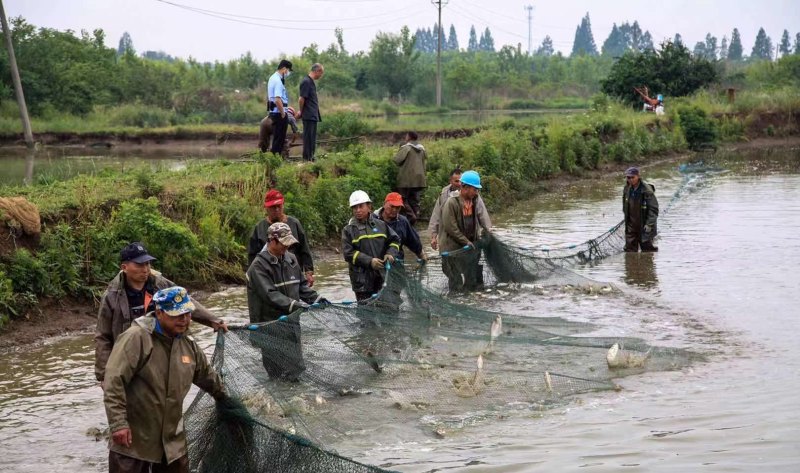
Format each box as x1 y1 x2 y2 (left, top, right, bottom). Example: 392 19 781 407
384 192 404 207
264 189 285 208
269 222 299 247
624 167 640 177
120 242 157 264
153 286 195 317
278 59 293 71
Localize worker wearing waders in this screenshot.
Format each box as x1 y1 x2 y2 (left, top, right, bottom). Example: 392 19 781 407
622 167 659 252
342 190 401 302
103 287 227 473
429 168 492 251
247 222 327 381
95 242 227 386
438 170 490 292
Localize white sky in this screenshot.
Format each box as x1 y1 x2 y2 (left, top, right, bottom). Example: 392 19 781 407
5 0 799 62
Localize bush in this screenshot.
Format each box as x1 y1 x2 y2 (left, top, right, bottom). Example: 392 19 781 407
107 103 177 128
677 106 718 150
318 112 375 138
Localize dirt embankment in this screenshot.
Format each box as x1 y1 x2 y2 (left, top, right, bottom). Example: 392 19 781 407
2 136 799 350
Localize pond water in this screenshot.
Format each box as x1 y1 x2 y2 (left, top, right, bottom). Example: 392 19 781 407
0 147 798 472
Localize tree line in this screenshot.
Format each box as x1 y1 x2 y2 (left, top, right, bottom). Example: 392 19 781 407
0 15 798 122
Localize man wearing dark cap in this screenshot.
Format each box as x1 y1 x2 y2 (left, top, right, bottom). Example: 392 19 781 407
267 59 293 155
95 242 227 386
103 286 227 473
247 189 315 286
247 222 327 380
622 167 659 252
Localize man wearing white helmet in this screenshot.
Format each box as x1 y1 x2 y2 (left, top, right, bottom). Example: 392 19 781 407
438 170 491 292
342 190 401 301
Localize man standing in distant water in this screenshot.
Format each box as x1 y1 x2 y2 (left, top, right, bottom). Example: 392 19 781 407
393 131 427 225
296 63 324 162
267 59 293 155
622 167 659 252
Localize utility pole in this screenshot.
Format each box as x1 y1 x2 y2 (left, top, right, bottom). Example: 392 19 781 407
525 5 534 55
431 0 448 108
0 0 34 148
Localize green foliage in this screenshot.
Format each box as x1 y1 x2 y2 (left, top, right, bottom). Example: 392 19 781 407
602 41 718 106
135 168 165 198
108 103 176 128
677 106 718 150
318 112 375 138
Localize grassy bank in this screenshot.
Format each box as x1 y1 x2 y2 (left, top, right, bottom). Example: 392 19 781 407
1 95 798 328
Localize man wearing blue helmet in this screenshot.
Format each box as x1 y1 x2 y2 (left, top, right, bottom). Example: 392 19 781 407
438 170 491 292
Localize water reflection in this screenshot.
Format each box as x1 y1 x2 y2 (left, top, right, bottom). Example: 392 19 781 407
624 251 659 289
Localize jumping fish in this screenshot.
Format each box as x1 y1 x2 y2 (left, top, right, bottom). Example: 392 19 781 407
606 342 651 369
490 315 503 341
451 354 485 397
544 371 553 393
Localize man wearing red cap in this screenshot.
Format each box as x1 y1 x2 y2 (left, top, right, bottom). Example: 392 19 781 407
248 189 315 286
375 192 426 263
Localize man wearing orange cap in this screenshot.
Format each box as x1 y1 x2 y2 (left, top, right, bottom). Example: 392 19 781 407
248 189 315 286
375 192 426 263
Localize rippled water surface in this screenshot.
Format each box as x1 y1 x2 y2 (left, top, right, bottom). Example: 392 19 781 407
1 148 799 472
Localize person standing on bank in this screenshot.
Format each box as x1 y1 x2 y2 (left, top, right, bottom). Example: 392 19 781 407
296 63 324 162
438 170 490 292
247 189 315 286
428 168 491 250
393 131 427 225
95 242 227 386
103 286 227 473
622 166 659 252
342 190 401 301
267 59 293 155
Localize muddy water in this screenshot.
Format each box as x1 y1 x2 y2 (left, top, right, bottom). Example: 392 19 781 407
1 149 799 472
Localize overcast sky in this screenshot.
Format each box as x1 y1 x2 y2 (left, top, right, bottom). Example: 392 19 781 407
6 0 799 63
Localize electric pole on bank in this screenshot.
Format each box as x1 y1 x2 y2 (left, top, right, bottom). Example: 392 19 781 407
431 0 448 108
0 0 34 148
525 5 534 55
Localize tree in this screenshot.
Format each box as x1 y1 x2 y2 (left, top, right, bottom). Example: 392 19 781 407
795 33 800 54
467 25 478 52
601 24 626 57
639 31 654 51
719 35 728 60
447 24 459 51
117 31 134 56
571 13 598 56
479 27 495 52
692 42 707 59
367 26 419 99
728 28 743 60
535 35 554 57
704 33 718 60
673 33 683 47
601 40 718 106
750 27 773 60
778 29 791 57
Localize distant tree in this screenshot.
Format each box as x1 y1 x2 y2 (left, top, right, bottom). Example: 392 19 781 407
335 27 347 55
750 27 773 60
704 33 718 60
571 12 598 56
692 42 707 59
467 25 479 52
433 23 441 52
728 28 743 60
479 27 495 52
117 32 134 56
778 29 791 57
639 31 654 51
447 24 459 51
142 50 175 62
795 33 800 54
673 33 683 47
602 24 626 57
367 26 419 99
719 35 729 60
601 40 718 106
535 35 554 57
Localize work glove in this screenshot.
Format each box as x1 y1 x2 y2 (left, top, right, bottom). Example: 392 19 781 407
643 224 653 233
370 258 385 270
317 298 332 306
417 252 428 263
384 254 395 265
295 301 310 310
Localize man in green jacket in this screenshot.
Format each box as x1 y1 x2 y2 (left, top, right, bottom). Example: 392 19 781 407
438 170 490 292
95 242 227 385
622 167 659 252
103 286 226 473
393 131 427 225
247 222 327 380
342 190 401 301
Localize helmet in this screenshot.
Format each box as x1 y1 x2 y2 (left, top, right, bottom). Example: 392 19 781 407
459 170 482 189
349 190 371 207
656 94 663 102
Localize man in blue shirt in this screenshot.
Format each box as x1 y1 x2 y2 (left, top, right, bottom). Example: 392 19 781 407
267 59 293 155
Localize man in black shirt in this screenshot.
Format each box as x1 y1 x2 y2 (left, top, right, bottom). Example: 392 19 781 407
297 63 324 162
